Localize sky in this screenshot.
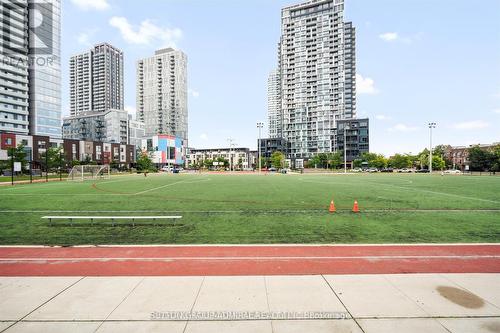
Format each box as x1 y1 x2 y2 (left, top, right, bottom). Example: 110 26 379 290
61 0 500 155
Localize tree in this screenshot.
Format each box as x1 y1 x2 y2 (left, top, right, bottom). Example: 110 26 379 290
40 147 64 171
271 151 285 169
490 145 500 172
468 146 492 171
136 150 153 172
432 155 446 171
360 152 387 169
7 144 28 172
388 154 411 169
308 155 321 168
328 152 342 169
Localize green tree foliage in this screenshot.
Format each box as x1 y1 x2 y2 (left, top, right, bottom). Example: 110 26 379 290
40 147 65 170
7 144 28 171
469 146 494 171
359 152 387 169
271 151 285 169
432 155 446 171
136 151 153 172
388 154 412 169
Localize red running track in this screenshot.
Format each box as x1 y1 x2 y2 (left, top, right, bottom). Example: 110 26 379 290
0 245 499 276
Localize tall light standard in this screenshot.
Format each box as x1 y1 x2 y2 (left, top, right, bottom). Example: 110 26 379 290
257 122 264 173
343 123 350 173
227 138 236 172
428 122 437 174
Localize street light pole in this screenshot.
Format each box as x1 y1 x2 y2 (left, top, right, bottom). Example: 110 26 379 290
428 122 437 174
343 125 350 173
227 138 235 172
257 122 264 173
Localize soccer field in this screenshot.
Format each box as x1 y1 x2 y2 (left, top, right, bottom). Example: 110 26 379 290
0 172 499 245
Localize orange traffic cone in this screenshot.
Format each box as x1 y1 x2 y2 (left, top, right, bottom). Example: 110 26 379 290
329 199 336 213
352 200 360 213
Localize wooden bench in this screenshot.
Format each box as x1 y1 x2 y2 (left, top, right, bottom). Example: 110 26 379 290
42 216 182 226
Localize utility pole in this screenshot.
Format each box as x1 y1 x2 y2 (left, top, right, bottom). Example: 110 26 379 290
428 122 437 174
257 122 264 173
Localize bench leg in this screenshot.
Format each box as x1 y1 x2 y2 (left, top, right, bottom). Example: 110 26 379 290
49 218 52 226
132 218 135 227
70 218 73 226
112 218 115 227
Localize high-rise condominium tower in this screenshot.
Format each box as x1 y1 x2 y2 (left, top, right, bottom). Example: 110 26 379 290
0 0 62 138
272 0 356 158
69 43 124 116
136 48 188 140
267 69 282 138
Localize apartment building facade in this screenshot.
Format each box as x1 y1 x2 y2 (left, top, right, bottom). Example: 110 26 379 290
335 118 369 163
136 48 188 140
272 0 358 159
62 109 128 144
0 0 62 138
187 147 253 170
0 132 135 168
69 43 124 115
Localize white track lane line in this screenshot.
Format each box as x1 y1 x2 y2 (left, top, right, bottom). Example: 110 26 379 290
1 255 499 262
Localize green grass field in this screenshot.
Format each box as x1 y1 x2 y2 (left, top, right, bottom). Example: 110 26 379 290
0 172 499 245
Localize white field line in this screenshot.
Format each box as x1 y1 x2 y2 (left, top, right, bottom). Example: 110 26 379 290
1 255 499 262
1 209 499 213
366 181 500 204
133 178 210 195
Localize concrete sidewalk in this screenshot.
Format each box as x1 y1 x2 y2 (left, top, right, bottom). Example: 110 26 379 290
0 274 499 332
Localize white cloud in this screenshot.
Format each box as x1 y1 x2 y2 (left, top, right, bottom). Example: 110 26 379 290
71 0 110 11
200 133 208 141
356 74 379 95
76 28 99 46
452 120 490 130
388 124 420 132
188 89 200 98
493 109 500 114
379 32 398 42
109 17 182 47
379 32 422 44
375 115 392 120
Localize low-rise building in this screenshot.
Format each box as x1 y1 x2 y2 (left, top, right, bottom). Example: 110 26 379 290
140 135 186 167
188 147 252 170
62 109 129 144
0 132 135 169
128 115 146 148
258 138 290 158
444 143 499 171
335 118 369 164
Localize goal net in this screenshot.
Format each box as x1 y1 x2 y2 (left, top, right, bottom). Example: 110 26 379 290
68 165 110 181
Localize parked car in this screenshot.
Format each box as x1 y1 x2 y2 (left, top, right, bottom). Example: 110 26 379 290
444 169 462 174
381 168 394 173
368 168 379 173
398 168 413 173
351 168 362 173
415 169 430 173
160 166 171 172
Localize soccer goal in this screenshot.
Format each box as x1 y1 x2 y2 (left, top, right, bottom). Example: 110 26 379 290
68 165 110 181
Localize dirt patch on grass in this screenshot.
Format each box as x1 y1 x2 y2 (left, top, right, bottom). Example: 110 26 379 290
436 286 485 309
